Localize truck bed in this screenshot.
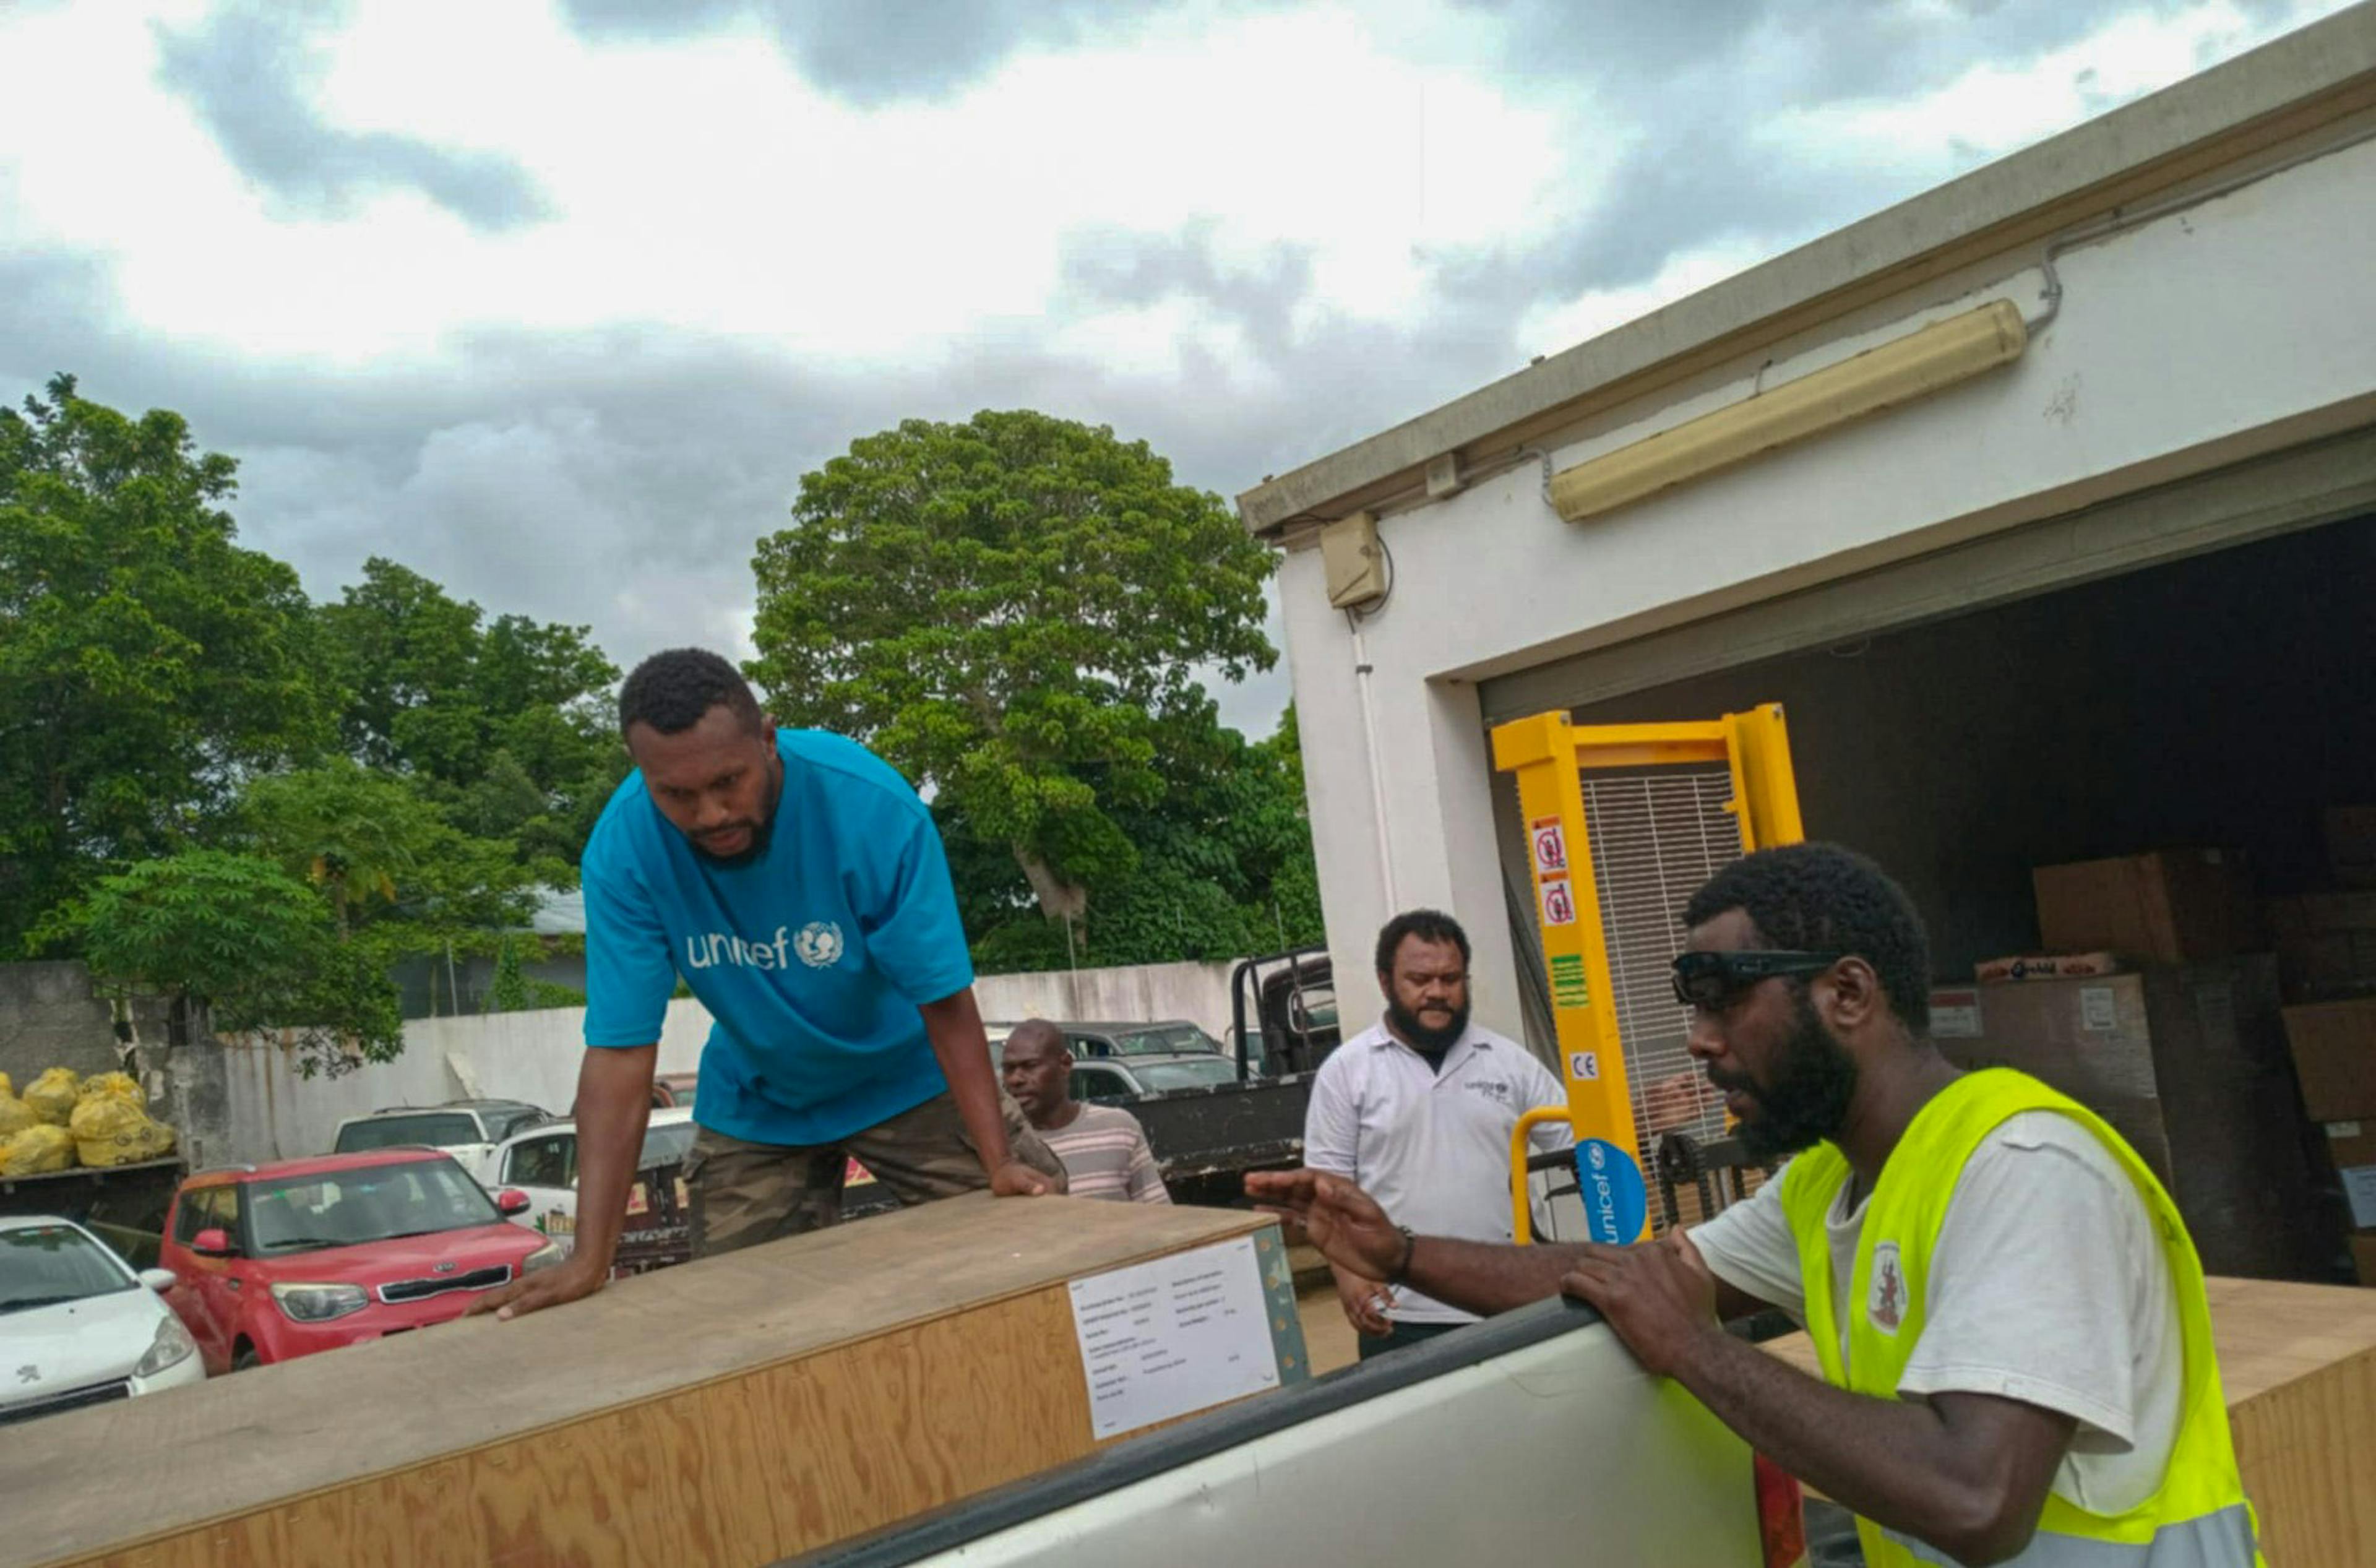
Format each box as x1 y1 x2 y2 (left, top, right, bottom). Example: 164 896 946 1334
799 1295 1762 1567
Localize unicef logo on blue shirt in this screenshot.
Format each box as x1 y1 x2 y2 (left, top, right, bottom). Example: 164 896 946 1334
794 921 844 968
1575 1137 1648 1245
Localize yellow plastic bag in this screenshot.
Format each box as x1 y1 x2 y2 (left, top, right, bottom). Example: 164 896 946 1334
78 1116 175 1169
0 1095 36 1140
2 1123 76 1175
78 1071 142 1105
23 1067 81 1126
69 1093 141 1142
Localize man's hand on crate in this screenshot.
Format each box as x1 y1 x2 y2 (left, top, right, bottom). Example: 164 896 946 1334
470 1256 608 1322
1557 1227 1720 1377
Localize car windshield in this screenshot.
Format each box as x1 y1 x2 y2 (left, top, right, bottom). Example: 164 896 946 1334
335 1113 481 1152
246 1161 501 1255
1108 1024 1224 1057
639 1122 696 1170
1 1225 134 1314
1130 1058 1242 1092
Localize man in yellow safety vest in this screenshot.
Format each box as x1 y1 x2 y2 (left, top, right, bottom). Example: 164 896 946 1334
1250 843 2259 1567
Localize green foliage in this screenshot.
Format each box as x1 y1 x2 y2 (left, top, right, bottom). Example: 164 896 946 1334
318 557 625 866
0 375 340 953
485 936 528 1013
239 760 549 953
485 934 585 1014
59 850 403 1079
749 410 1278 930
942 704 1325 970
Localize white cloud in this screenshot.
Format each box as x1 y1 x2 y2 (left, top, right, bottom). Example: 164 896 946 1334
1759 2 2347 177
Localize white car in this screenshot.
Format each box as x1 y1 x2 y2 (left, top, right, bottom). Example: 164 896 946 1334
1 1215 204 1423
330 1099 551 1186
490 1106 700 1259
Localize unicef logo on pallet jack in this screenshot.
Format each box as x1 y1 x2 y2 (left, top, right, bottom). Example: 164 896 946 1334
1575 1138 1648 1245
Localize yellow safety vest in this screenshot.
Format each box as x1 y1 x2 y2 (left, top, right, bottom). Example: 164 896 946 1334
1775 1068 2262 1566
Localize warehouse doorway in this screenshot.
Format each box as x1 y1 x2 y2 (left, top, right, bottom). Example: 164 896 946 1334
1484 434 2376 1280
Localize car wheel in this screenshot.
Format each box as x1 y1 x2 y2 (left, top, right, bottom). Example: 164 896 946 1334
231 1344 262 1372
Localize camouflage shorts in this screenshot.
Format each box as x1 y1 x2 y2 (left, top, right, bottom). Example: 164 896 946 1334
683 1089 1067 1258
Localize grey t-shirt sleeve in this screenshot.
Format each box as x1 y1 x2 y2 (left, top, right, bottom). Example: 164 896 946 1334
1688 1171 1806 1319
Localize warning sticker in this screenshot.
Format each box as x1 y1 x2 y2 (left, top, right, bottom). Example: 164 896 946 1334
1529 817 1569 876
1548 952 1591 1010
1538 874 1577 928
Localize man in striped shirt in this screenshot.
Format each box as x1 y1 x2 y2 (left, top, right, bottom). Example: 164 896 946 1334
999 1021 1171 1205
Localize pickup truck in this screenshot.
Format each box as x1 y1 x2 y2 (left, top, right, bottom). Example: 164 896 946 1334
801 1295 1795 1567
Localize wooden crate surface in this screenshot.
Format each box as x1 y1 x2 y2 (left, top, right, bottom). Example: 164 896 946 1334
1 1195 1270 1568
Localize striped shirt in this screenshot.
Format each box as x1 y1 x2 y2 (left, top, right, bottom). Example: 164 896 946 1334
1041 1105 1171 1204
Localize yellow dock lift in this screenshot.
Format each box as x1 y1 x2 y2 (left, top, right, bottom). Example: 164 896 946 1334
1493 705 1806 1243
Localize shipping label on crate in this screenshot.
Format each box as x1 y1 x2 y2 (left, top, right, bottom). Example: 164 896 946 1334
1067 1235 1280 1440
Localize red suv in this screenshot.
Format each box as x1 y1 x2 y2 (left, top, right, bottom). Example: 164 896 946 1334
158 1149 561 1372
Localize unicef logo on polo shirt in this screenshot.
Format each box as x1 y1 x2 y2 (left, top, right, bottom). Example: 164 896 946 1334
794 921 844 968
683 922 845 971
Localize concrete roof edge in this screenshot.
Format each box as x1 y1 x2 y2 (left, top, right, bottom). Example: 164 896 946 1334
1235 1 2376 535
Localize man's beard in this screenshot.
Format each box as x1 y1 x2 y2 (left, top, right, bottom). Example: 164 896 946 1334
1387 996 1470 1052
691 758 782 867
1708 989 1861 1161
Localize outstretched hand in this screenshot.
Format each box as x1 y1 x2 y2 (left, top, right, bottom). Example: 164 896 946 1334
1244 1168 1404 1281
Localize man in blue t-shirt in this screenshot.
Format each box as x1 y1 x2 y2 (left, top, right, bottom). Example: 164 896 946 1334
475 649 1064 1321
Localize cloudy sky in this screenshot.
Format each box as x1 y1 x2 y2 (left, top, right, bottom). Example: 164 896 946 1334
1 0 2350 735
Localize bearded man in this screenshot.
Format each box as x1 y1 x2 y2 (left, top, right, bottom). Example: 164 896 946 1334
1255 846 2260 1567
1300 909 1572 1359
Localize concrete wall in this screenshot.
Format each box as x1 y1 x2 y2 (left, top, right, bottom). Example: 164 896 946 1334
1280 130 2376 1038
972 961 1238 1038
215 960 1244 1165
0 962 169 1090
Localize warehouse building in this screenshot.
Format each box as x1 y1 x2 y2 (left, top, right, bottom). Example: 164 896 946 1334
1239 6 2376 1278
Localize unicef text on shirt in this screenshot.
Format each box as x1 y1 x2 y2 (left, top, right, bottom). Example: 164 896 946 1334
684 922 845 971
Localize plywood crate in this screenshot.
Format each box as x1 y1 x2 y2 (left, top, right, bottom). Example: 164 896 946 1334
0 1195 1307 1568
1765 1277 2376 1566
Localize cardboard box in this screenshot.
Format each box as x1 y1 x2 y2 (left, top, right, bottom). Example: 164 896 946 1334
2266 891 2376 997
2330 805 2376 889
2284 998 2376 1121
2326 1119 2376 1170
2034 850 2262 965
1952 959 2328 1280
1974 952 2120 983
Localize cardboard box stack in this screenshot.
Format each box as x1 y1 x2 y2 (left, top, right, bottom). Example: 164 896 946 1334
2281 997 2376 1285
1940 848 2336 1282
2265 807 2376 1004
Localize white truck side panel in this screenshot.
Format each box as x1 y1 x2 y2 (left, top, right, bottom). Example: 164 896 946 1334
902 1317 1760 1566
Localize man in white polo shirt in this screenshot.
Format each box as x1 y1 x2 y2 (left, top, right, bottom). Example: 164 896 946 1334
1304 910 1573 1359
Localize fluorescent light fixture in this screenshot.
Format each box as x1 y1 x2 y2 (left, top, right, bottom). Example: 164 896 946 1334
1549 299 2029 523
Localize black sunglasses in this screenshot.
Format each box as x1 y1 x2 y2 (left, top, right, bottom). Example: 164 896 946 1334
1671 949 1845 1010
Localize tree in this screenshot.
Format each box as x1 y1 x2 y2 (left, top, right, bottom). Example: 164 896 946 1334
749 410 1277 935
239 760 551 960
0 376 339 952
940 704 1325 971
58 850 403 1078
317 557 624 865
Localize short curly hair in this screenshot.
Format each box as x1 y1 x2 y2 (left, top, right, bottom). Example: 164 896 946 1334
1375 908 1471 977
1682 843 1932 1035
618 648 762 737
